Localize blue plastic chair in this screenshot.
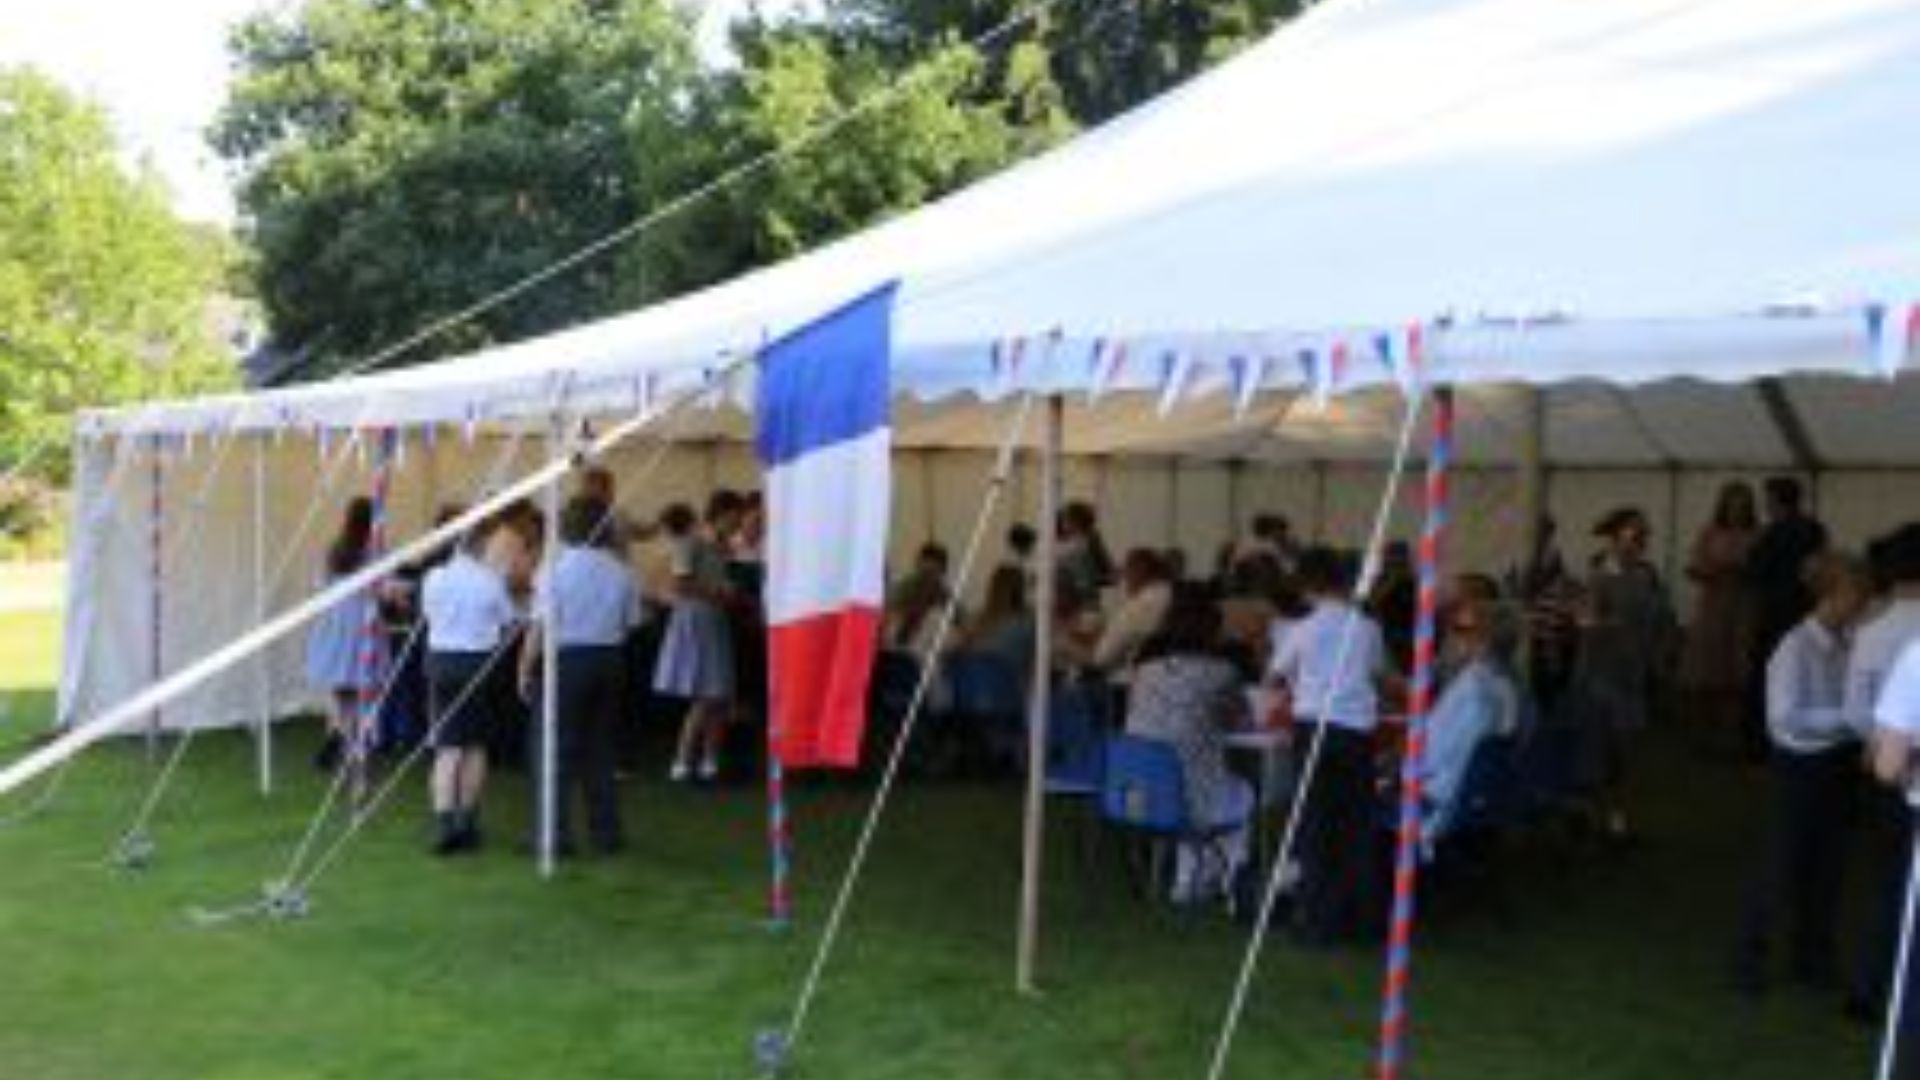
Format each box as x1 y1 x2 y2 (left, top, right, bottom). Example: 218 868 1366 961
943 651 1027 773
1043 684 1106 798
1429 735 1521 847
1099 735 1247 907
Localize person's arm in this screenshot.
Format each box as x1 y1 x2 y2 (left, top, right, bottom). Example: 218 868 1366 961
1091 595 1145 671
518 620 543 700
1873 729 1915 788
1268 618 1302 688
1767 633 1846 745
1843 648 1881 740
1369 621 1407 702
1872 646 1920 789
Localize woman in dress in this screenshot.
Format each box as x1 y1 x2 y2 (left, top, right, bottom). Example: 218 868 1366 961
1681 481 1759 745
1125 582 1252 902
660 494 744 782
1571 506 1677 841
304 497 380 772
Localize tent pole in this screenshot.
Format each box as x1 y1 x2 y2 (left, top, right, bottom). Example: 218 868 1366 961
148 438 164 766
1227 458 1245 543
921 448 938 544
538 415 563 880
1663 466 1682 585
1166 458 1180 552
1310 460 1329 543
1515 388 1546 687
1016 393 1063 995
254 434 273 796
1517 387 1546 567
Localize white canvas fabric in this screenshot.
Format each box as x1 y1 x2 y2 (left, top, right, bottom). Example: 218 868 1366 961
73 0 1920 442
53 0 1920 735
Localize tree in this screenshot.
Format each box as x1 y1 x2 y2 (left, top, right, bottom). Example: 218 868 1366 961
623 19 1076 305
0 67 232 476
829 0 1299 124
213 0 704 378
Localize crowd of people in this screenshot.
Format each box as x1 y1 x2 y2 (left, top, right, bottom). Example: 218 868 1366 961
302 467 769 858
297 464 1920 1055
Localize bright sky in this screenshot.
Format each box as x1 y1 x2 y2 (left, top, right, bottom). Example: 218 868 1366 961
0 0 808 225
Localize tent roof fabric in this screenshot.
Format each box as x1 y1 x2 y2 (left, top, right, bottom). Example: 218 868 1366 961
84 0 1920 462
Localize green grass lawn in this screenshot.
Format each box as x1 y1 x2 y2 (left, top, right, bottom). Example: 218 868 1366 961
0 610 1877 1079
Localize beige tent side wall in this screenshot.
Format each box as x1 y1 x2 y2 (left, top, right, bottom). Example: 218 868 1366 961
59 428 1920 734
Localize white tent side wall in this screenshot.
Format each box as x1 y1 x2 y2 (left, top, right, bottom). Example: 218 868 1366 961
59 412 1920 735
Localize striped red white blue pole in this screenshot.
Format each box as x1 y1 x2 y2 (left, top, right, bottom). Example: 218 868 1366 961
351 429 396 784
1375 385 1452 1080
768 720 792 928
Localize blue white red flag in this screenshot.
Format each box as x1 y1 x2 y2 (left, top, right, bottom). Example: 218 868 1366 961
756 283 897 769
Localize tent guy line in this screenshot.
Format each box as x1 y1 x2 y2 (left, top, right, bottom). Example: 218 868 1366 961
764 391 1039 1076
1205 388 1425 1080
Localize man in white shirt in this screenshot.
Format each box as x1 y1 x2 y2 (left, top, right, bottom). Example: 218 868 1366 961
421 520 520 855
1855 526 1920 1019
1848 526 1920 736
1732 553 1868 995
521 495 643 856
1269 546 1397 946
1868 639 1920 1070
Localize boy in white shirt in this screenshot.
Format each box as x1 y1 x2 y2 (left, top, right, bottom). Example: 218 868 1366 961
1732 553 1869 995
1868 639 1920 1069
1854 526 1920 1020
1269 546 1398 945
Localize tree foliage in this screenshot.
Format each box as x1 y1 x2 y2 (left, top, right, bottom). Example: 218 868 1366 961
829 0 1299 124
625 19 1074 306
0 67 232 474
217 0 1292 380
213 0 704 376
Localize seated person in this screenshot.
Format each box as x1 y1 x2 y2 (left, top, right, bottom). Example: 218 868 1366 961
1092 548 1175 675
1125 583 1252 902
886 542 959 657
956 564 1037 691
1218 554 1283 675
1418 594 1521 851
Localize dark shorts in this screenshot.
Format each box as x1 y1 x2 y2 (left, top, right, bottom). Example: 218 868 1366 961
427 650 502 750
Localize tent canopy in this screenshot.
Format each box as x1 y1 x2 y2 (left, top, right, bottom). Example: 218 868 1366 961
79 0 1920 453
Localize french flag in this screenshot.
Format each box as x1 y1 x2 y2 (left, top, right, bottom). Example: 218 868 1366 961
756 283 898 769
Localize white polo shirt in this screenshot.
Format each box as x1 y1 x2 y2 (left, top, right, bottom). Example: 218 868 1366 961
1846 598 1920 736
1270 597 1388 732
1874 640 1920 738
1766 617 1854 754
422 552 517 654
533 545 643 648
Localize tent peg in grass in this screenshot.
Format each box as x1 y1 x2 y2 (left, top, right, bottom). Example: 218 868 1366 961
261 879 312 921
753 1027 792 1077
189 879 312 927
110 831 155 872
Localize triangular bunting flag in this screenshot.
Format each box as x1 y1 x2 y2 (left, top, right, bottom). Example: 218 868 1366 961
1869 301 1917 378
1157 350 1194 416
1237 354 1269 419
1091 339 1128 403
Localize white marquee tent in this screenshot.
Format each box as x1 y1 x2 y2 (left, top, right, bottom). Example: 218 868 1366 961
38 0 1920 768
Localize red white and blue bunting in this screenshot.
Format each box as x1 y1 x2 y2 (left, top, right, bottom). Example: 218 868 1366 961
1865 301 1920 379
